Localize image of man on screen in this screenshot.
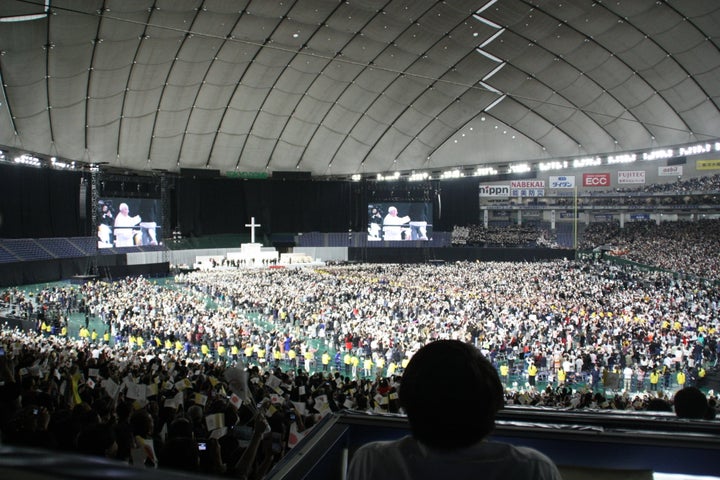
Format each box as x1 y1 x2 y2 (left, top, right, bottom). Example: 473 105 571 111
383 206 411 240
113 203 142 247
368 206 384 240
97 200 114 247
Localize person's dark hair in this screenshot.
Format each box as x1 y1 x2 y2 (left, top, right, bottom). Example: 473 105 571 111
645 397 673 413
77 423 117 458
674 387 714 420
130 409 154 437
399 340 504 449
159 437 200 472
167 417 194 439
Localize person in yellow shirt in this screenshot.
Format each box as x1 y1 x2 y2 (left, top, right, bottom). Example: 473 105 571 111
387 361 397 377
321 351 331 372
527 362 538 389
363 358 373 378
499 364 509 386
557 367 566 387
217 344 226 359
344 353 352 376
375 356 385 377
287 348 297 369
231 344 239 360
304 349 315 373
351 354 360 378
677 370 686 389
649 369 660 392
273 348 282 368
136 336 144 349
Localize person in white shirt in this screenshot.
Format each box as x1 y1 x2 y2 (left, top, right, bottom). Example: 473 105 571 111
382 206 411 241
623 365 634 392
347 340 562 480
114 203 142 247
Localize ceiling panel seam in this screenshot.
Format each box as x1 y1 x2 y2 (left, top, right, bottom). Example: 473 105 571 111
231 0 301 171
522 0 690 141
261 0 349 171
327 4 477 173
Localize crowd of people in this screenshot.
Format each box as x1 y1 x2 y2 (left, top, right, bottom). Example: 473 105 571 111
580 218 720 280
450 224 549 247
621 172 720 195
2 222 720 474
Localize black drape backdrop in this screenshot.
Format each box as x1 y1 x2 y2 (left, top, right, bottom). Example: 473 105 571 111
0 163 482 239
432 176 483 229
177 177 357 237
0 164 82 238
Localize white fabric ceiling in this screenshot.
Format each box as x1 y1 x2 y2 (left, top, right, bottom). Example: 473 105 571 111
1 0 719 178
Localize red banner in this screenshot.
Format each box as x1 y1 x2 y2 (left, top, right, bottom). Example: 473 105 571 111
582 173 610 187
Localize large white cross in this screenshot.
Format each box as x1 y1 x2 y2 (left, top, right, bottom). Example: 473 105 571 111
245 216 261 243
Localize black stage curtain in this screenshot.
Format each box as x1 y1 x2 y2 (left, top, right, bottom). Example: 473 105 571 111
0 164 82 238
177 178 353 236
433 176 482 230
1 163 485 239
0 258 88 287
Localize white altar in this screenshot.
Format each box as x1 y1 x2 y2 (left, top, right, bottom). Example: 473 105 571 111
193 216 305 269
226 242 279 265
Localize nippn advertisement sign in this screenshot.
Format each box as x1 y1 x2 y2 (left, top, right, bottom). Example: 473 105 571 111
582 173 610 187
479 184 510 197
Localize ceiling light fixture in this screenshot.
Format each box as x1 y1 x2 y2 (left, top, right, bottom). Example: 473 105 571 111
1 0 50 22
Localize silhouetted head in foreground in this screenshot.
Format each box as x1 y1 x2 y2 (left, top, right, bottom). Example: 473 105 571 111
674 387 715 420
399 340 504 449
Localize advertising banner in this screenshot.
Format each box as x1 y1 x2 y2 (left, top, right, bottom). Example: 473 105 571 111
559 211 580 219
658 165 683 177
492 210 511 217
618 170 646 184
510 180 545 188
582 173 610 187
548 175 576 189
479 184 510 197
697 159 720 170
510 188 545 197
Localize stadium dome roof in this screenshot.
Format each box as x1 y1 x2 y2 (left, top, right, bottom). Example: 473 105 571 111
1 0 719 178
